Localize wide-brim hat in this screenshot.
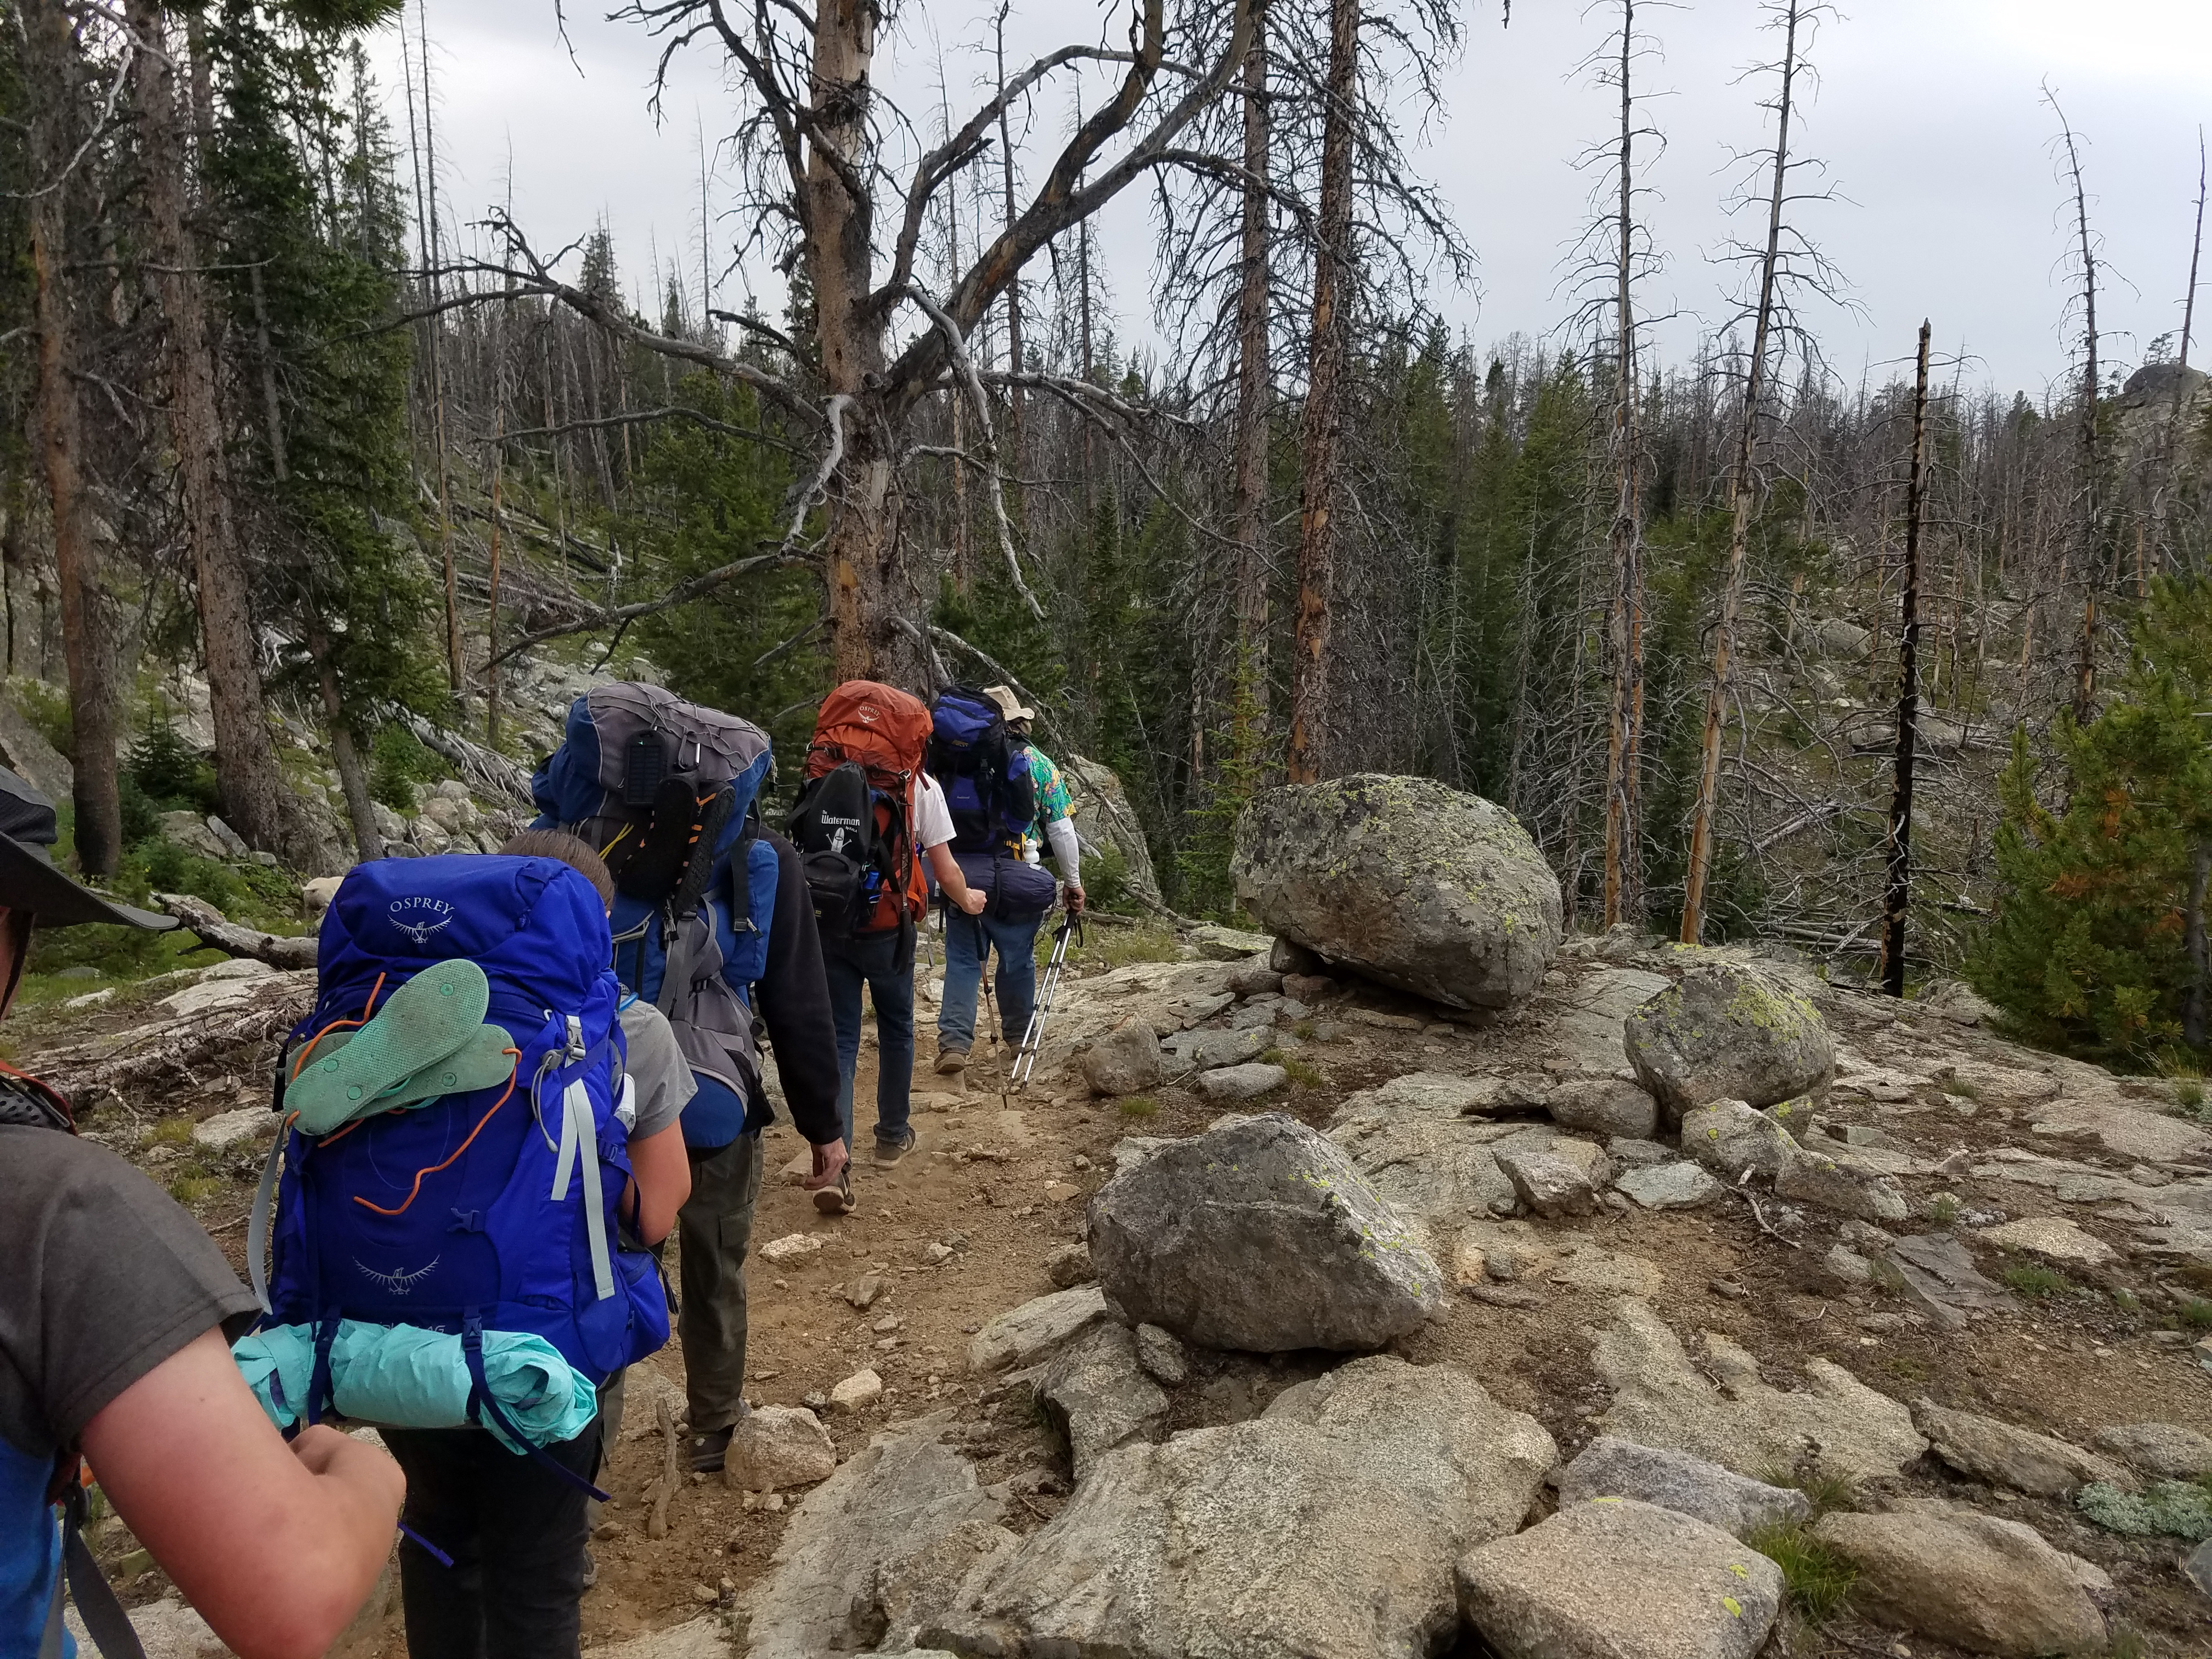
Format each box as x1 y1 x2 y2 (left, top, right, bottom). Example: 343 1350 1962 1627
983 684 1035 724
0 767 176 930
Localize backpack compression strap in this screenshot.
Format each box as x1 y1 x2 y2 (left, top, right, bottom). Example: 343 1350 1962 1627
38 1479 148 1659
544 1019 617 1304
460 1319 611 1503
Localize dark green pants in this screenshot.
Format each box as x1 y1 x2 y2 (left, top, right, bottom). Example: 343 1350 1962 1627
678 1131 763 1434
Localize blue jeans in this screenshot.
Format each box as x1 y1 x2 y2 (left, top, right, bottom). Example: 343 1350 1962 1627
822 928 916 1149
938 909 1040 1052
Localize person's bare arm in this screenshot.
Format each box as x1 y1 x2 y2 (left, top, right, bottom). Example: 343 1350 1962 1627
927 843 986 914
627 1120 692 1244
81 1328 404 1659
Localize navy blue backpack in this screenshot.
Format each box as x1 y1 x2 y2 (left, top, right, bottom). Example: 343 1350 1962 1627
252 855 664 1480
531 684 778 1148
928 685 1039 857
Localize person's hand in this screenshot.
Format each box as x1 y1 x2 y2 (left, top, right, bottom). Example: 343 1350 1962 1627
802 1137 850 1189
1064 882 1086 914
955 885 987 916
291 1424 405 1516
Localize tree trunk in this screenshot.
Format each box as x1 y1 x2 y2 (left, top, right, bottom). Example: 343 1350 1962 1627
27 0 123 874
311 630 382 861
1288 0 1357 785
2187 840 2210 1052
1601 0 1644 928
2050 90 2102 722
1230 16 1273 732
1880 321 1932 998
1680 0 1801 943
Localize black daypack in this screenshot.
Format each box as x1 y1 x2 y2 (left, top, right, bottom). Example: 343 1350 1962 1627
787 760 878 932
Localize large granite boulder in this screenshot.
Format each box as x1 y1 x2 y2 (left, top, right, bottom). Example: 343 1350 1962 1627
1231 775 1562 1011
1088 1113 1443 1352
1624 962 1835 1122
926 1357 1556 1659
1814 1510 2108 1656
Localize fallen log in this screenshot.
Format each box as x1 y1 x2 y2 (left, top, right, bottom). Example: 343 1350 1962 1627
34 969 316 1103
156 893 319 970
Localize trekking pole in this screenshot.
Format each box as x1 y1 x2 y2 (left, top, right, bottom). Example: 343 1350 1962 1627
1011 912 1080 1092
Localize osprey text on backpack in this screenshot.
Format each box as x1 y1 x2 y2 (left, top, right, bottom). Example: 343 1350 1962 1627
248 855 665 1496
789 681 933 967
531 684 780 1149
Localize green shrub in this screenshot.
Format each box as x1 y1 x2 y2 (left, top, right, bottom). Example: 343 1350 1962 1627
1117 1095 1159 1119
2076 1479 2212 1539
11 679 72 758
2001 1262 2072 1297
1083 843 1140 916
2181 1297 2212 1330
1745 1523 1856 1625
369 723 446 812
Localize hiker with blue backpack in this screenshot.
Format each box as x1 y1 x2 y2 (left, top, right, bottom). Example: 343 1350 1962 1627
0 765 404 1659
530 687 847 1477
927 686 1085 1079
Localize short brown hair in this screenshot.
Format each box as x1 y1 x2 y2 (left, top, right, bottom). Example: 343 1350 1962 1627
501 828 614 910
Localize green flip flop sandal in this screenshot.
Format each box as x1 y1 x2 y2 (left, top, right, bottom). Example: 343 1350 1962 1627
285 959 492 1135
284 1023 518 1131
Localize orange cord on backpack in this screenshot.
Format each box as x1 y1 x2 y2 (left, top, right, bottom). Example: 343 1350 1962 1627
349 1048 522 1217
290 972 389 1082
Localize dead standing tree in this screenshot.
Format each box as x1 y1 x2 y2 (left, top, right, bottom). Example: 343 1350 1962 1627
483 0 1264 687
2045 84 2104 723
1679 0 1836 943
1879 320 1931 998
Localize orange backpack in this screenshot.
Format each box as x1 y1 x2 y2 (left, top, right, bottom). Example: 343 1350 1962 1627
801 681 933 938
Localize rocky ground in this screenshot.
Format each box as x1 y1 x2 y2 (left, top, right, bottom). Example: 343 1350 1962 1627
29 917 2212 1659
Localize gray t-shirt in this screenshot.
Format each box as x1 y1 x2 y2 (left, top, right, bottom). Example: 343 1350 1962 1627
619 999 695 1141
0 1126 260 1462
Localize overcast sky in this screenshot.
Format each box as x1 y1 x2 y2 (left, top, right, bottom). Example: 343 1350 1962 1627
375 1 2212 402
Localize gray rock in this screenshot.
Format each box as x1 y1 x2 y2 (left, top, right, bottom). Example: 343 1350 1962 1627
743 1413 1017 1659
1043 1242 1094 1289
1270 935 1323 975
727 1405 837 1492
1133 1324 1189 1387
1083 1022 1165 1097
1459 1498 1783 1659
1680 1098 1796 1180
2187 1537 2212 1601
191 1107 276 1152
1547 1077 1660 1139
1192 923 1273 961
158 810 229 861
1227 1000 1279 1030
1497 1145 1598 1218
1624 963 1836 1122
1228 963 1286 997
1912 1398 2135 1497
1231 775 1564 1011
1555 1437 1811 1538
1607 1137 1673 1169
1813 1510 2108 1657
967 1285 1111 1374
1087 1113 1443 1352
1776 1144 1909 1222
1162 1025 1270 1071
1825 1244 1874 1284
929 1357 1556 1659
595 1617 737 1658
2092 1421 2212 1480
1594 1298 1926 1483
1618 1161 1724 1211
1884 1233 2012 1330
1198 1061 1288 1102
1327 1086 1521 1250
1035 1321 1170 1479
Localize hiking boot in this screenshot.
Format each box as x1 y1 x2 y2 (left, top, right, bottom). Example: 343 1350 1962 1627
934 1044 969 1075
812 1166 855 1216
873 1127 918 1167
689 1425 735 1474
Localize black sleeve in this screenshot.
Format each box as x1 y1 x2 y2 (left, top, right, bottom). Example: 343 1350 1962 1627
754 830 844 1147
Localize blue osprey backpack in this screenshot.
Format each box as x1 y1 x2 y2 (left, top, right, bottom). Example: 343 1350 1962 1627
531 684 779 1148
928 684 1039 857
250 855 665 1486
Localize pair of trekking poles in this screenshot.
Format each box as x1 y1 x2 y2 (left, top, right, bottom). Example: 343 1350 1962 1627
938 893 1083 1096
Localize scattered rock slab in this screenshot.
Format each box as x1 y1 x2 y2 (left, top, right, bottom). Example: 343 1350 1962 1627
595 1617 737 1658
1034 1321 1170 1480
1133 1324 1189 1387
727 1406 837 1492
1088 1113 1442 1353
1555 1437 1810 1538
1975 1215 2117 1267
1497 1144 1598 1219
1813 1510 2108 1658
1228 963 1285 997
1083 1022 1166 1096
967 1285 1111 1374
1198 1060 1288 1102
1593 1299 1925 1483
828 1369 883 1412
1625 963 1835 1123
1546 1077 1660 1139
1458 1498 1783 1659
1884 1233 2011 1330
2092 1421 2212 1480
1231 774 1564 1011
929 1357 1556 1659
191 1107 275 1152
1192 923 1272 961
1043 1242 1094 1288
758 1233 823 1266
1775 1144 1908 1222
1327 1089 1520 1251
1618 1161 1724 1210
2186 1537 2212 1601
743 1413 1015 1659
1162 1026 1270 1072
1912 1398 2132 1497
1680 1098 1796 1180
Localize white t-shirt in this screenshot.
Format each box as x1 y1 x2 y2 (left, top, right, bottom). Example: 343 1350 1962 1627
912 772 955 850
